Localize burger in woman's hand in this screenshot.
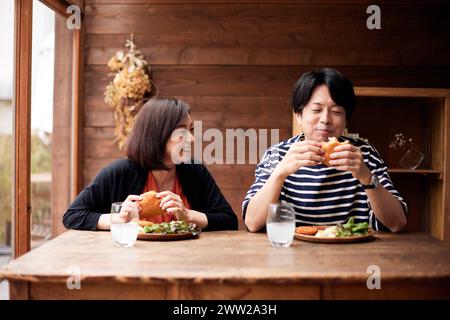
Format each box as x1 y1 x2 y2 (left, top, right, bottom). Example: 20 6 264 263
321 137 349 166
138 191 165 218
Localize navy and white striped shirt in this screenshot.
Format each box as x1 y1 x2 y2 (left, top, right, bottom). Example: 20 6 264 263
242 134 407 231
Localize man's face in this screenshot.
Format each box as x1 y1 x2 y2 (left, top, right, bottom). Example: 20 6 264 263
296 85 347 142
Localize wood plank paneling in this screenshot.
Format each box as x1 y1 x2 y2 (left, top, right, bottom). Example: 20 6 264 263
85 96 291 128
29 282 168 299
220 187 248 221
81 1 450 232
179 283 321 299
207 164 257 190
9 281 30 300
85 65 450 100
84 3 450 36
86 33 450 66
83 127 290 158
86 0 448 3
322 282 450 300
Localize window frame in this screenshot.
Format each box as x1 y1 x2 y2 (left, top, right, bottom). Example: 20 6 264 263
13 0 84 257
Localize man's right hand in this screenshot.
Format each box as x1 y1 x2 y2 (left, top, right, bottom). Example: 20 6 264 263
273 140 325 179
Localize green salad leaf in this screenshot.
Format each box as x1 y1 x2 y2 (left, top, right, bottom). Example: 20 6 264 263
335 217 371 237
142 220 199 235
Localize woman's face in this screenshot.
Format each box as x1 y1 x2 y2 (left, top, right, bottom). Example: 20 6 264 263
295 85 347 142
164 114 195 165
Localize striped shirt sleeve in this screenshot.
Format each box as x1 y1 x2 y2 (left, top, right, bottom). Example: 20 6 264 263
242 147 278 220
363 143 408 231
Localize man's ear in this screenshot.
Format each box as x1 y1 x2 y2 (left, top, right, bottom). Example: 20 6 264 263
293 112 303 135
295 112 302 124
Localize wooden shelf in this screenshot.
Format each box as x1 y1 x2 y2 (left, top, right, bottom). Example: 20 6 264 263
293 87 450 241
388 168 442 178
354 87 450 98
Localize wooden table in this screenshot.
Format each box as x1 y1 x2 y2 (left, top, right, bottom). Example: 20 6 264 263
1 230 450 299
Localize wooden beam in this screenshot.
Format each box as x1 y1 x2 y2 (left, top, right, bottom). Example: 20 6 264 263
40 0 69 17
13 0 33 258
67 0 84 11
51 15 73 237
71 22 84 199
39 0 84 17
444 96 450 241
354 87 450 98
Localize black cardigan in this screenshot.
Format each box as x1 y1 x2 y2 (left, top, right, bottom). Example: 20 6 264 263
63 159 238 231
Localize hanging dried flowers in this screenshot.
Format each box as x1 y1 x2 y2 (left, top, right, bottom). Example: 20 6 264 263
104 35 153 150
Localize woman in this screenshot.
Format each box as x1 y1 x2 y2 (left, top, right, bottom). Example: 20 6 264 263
243 68 407 233
63 98 238 231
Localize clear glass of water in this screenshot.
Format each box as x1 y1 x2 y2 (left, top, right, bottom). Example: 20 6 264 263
266 202 296 247
110 202 139 247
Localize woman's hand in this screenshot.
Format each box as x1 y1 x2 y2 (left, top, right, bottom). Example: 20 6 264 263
329 144 372 184
273 140 325 179
157 191 190 222
118 195 142 223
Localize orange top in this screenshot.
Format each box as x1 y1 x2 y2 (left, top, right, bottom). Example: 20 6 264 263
141 172 191 223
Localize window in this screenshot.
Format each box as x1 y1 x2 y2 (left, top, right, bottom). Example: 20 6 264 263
30 0 55 249
30 0 75 249
12 0 82 256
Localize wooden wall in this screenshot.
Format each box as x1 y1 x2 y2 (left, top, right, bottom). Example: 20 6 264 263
82 0 450 229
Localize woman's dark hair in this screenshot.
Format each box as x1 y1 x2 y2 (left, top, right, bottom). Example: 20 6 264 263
292 68 356 119
126 97 190 171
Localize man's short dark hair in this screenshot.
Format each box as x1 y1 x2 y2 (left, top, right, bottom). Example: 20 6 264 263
292 68 356 119
125 97 190 171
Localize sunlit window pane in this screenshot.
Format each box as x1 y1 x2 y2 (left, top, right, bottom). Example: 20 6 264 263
30 1 73 250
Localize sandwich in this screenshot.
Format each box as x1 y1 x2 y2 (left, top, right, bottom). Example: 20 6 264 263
138 191 166 218
321 137 349 166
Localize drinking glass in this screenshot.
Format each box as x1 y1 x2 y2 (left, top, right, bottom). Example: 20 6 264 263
110 202 139 247
266 202 296 247
398 147 424 170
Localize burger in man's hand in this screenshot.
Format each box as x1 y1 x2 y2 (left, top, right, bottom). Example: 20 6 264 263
321 137 350 166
